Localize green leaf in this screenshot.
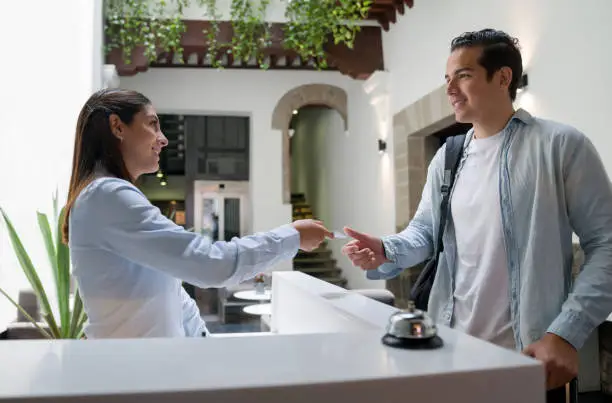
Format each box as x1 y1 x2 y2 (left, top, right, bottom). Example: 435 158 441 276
37 212 57 285
56 207 71 337
69 289 86 339
0 207 61 338
0 287 52 339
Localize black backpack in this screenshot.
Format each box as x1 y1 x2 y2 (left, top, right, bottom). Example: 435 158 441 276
409 134 466 311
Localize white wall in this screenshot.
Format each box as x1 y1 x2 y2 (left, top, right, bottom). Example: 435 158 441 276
121 68 394 287
383 0 612 175
290 106 393 289
0 0 103 330
290 107 345 224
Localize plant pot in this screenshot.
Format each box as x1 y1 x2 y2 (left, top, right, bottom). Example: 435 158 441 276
254 282 266 295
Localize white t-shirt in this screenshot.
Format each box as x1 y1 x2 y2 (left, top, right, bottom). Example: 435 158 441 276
450 132 515 349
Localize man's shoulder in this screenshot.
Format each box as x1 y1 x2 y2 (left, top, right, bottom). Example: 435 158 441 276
528 115 585 144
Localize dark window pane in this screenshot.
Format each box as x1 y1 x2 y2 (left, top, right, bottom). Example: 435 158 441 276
224 198 240 240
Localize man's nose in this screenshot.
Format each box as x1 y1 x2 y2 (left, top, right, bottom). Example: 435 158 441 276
446 80 457 95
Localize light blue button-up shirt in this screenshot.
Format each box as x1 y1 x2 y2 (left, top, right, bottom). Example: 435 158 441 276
368 109 612 351
69 176 300 339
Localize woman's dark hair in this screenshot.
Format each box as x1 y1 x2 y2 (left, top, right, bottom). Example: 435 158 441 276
61 88 151 244
451 28 523 100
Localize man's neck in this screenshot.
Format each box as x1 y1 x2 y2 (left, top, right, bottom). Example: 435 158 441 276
472 105 515 139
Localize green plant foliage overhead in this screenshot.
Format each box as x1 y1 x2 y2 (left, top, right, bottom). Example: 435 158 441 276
284 0 372 69
103 0 372 69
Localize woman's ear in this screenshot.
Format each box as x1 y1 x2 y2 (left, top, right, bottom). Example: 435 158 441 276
108 113 123 141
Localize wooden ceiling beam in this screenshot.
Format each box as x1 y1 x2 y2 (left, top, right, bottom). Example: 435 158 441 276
365 0 415 29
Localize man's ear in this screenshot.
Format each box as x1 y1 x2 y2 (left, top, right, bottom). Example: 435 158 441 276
498 67 513 90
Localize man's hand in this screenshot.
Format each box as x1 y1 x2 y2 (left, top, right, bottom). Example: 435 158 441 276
341 227 390 270
522 332 578 390
291 219 333 252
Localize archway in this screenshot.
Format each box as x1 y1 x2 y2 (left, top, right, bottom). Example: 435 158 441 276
271 84 348 204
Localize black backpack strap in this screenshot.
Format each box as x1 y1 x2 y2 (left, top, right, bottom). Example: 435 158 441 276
435 134 466 254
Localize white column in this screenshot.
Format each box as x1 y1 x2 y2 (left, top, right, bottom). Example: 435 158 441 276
0 0 104 329
362 70 395 235
363 70 392 144
103 65 120 89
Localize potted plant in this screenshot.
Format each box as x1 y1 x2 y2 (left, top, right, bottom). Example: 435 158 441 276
0 194 86 339
254 273 266 294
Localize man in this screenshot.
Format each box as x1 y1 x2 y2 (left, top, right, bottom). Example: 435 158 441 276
343 28 612 398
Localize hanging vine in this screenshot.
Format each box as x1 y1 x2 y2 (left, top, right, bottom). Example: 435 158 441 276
104 0 187 65
229 0 271 68
284 0 371 68
199 0 223 69
104 0 370 70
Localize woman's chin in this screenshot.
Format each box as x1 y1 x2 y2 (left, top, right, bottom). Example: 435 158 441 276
145 163 160 175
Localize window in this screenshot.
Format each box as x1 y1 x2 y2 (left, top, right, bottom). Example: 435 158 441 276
187 116 250 181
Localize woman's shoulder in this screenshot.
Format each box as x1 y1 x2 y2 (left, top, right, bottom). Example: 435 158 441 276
74 176 145 214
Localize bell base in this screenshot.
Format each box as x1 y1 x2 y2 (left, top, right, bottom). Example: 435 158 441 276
381 333 444 350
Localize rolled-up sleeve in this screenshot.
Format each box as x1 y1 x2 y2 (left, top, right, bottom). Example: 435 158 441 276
366 146 439 280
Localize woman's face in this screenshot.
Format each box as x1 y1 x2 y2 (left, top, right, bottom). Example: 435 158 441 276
111 104 168 179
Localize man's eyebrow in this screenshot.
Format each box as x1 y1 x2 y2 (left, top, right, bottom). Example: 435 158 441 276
444 67 474 80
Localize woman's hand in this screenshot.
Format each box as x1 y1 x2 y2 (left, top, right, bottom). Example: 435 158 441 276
292 219 334 251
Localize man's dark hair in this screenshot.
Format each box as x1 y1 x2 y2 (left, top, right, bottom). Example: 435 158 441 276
450 29 523 100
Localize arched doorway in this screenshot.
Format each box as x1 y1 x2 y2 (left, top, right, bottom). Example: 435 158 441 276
271 84 348 204
270 84 350 288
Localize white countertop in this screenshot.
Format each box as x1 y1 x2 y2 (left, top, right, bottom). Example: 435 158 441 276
0 329 541 402
0 272 546 403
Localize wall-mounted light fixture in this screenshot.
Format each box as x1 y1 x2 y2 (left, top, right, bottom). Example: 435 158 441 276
517 74 528 93
378 139 387 154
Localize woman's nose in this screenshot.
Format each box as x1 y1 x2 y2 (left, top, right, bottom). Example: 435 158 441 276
159 132 169 147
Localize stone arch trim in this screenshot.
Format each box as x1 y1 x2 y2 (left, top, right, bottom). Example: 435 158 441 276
272 84 348 205
271 84 348 131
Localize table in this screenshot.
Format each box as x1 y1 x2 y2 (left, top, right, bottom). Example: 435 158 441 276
234 290 271 301
243 303 272 316
234 289 272 331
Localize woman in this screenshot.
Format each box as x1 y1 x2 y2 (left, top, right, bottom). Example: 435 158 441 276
63 89 332 339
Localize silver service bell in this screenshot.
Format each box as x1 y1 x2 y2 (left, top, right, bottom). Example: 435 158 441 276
385 301 437 340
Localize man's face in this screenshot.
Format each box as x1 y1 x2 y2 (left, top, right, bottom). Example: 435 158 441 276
445 46 510 124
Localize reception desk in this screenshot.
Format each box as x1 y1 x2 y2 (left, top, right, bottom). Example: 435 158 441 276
0 272 545 403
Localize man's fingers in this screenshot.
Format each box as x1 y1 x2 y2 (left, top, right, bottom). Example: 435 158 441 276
353 248 374 258
343 227 371 243
350 254 378 268
521 346 535 357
